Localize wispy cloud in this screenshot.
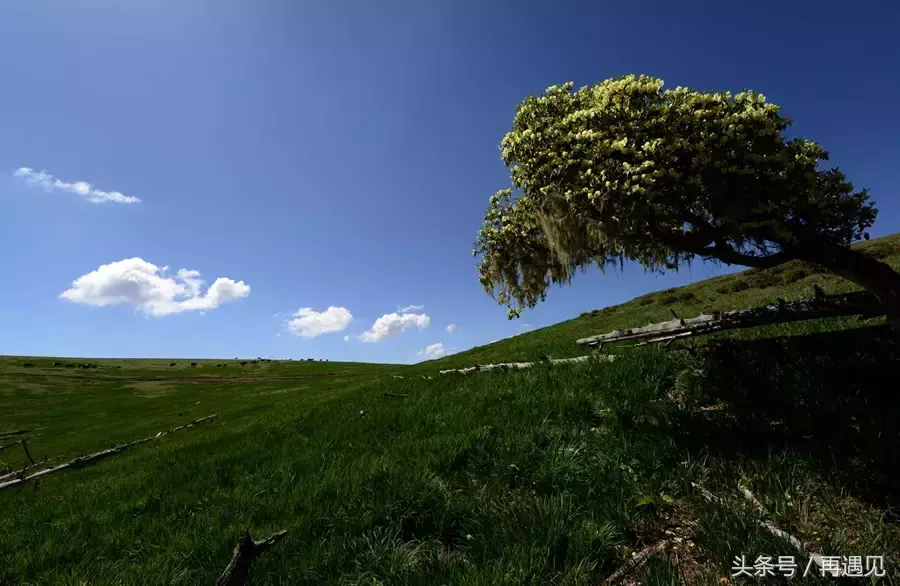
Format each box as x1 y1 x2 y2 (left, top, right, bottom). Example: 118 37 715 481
60 258 249 316
13 167 141 204
446 323 457 334
359 311 430 343
398 304 424 313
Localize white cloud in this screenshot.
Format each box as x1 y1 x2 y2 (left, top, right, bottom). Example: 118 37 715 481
343 335 350 342
60 258 250 316
446 323 457 334
287 306 353 338
398 304 424 313
14 167 141 204
418 342 454 360
359 312 430 343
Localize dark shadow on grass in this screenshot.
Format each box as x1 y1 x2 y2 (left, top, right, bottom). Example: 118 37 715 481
680 324 900 511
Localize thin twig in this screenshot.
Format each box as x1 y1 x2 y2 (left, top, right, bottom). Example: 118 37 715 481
21 439 35 466
0 439 24 453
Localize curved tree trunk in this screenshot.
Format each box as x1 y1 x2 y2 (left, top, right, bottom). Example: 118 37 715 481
786 234 900 326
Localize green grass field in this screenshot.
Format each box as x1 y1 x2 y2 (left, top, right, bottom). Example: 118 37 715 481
2 235 900 584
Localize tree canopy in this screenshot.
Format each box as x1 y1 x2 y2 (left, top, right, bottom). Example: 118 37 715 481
475 75 881 318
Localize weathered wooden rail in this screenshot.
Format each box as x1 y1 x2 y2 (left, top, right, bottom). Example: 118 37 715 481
439 354 615 375
576 291 883 348
0 415 217 491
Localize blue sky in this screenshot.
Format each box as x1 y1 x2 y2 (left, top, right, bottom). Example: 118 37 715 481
1 0 898 363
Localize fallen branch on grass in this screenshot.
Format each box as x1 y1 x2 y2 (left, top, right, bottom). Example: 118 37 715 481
216 529 288 586
0 429 31 439
577 291 882 347
21 439 35 465
439 354 616 375
691 482 840 578
735 483 839 577
0 455 48 484
0 439 26 453
603 539 672 584
0 415 217 491
382 393 410 398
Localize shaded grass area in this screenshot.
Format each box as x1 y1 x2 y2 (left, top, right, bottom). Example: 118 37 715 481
687 325 900 511
3 337 899 583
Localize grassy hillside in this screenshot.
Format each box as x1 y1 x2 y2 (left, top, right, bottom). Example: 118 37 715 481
426 233 900 369
2 234 899 584
0 359 403 469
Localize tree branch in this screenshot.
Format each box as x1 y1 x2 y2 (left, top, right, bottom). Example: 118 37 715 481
216 529 288 586
696 244 789 268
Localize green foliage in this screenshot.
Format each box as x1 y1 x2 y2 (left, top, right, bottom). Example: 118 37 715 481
715 279 750 295
864 240 900 260
745 271 781 289
656 294 678 306
781 265 812 284
676 291 697 303
475 74 876 317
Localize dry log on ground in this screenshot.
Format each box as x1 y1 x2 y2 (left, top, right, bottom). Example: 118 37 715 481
0 429 31 439
0 455 48 483
735 482 839 577
439 354 615 375
603 539 672 584
0 439 25 453
0 415 217 491
577 291 882 347
216 529 288 586
691 482 839 578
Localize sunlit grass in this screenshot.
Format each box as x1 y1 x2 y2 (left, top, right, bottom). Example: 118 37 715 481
2 234 899 583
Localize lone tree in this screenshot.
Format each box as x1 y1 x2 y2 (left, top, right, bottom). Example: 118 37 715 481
475 75 900 323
